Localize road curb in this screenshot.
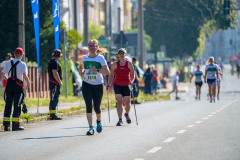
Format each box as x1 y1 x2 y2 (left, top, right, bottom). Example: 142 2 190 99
0 109 86 132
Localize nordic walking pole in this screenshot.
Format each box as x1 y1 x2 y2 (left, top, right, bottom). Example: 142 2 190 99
129 85 138 125
107 88 110 122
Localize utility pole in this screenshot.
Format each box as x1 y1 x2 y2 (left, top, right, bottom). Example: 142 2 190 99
84 0 89 46
118 7 121 33
104 0 109 38
109 0 112 58
19 0 25 62
74 0 78 63
138 0 144 68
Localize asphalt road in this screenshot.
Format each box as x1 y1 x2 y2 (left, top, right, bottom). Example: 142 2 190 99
0 65 240 160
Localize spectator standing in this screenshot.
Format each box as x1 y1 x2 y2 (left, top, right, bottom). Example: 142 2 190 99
131 57 141 104
169 71 180 100
236 63 240 79
151 65 159 95
143 67 153 95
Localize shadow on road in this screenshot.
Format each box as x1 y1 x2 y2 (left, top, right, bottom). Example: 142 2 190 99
21 134 86 140
62 125 116 130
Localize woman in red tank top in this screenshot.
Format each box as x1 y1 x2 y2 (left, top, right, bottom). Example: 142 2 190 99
107 48 135 126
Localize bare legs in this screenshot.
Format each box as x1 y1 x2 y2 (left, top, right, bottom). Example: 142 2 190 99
115 94 131 119
208 83 216 101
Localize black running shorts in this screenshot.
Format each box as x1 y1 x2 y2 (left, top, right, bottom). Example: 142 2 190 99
114 84 130 97
195 82 203 87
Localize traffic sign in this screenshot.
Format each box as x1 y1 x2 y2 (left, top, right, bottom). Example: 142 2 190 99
157 52 165 59
99 40 109 45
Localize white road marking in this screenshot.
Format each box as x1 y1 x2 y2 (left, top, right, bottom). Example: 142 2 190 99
177 130 186 134
163 137 176 143
208 115 213 117
187 125 195 128
195 121 202 124
147 147 162 153
202 117 208 120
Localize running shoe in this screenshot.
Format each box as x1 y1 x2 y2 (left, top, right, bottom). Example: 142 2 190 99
217 96 219 100
199 97 201 100
116 119 123 126
96 120 102 133
210 99 212 103
213 98 216 103
176 97 180 100
86 126 95 135
194 96 197 100
124 113 131 124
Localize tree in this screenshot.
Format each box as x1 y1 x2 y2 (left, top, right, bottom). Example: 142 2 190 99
88 21 104 40
61 22 83 55
144 0 238 58
0 0 57 69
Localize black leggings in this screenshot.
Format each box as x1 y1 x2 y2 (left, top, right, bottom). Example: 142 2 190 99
82 81 103 114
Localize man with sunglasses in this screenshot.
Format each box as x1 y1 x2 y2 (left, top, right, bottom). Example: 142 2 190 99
0 53 12 87
47 49 63 120
1 48 30 131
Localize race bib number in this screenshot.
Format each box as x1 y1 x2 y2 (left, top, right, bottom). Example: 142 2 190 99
87 75 97 81
208 71 215 78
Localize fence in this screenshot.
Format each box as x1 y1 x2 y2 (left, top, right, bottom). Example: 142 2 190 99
26 67 50 98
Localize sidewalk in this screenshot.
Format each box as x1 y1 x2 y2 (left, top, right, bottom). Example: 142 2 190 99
159 82 189 93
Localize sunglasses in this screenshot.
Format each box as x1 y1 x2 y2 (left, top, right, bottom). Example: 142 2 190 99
89 45 98 48
117 52 125 55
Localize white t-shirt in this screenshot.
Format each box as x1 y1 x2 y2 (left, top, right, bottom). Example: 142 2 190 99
81 54 107 85
2 58 28 81
0 60 7 68
172 74 179 86
205 64 218 80
193 70 203 82
217 66 222 80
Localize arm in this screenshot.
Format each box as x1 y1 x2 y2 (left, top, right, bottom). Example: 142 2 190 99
216 68 219 81
89 65 110 75
23 73 30 87
134 70 139 81
107 62 117 88
52 70 63 86
204 70 207 83
128 62 135 85
67 70 72 81
79 64 84 76
1 72 7 80
190 74 194 83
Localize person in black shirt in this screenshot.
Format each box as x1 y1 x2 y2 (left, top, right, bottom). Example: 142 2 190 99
48 49 63 120
131 57 141 104
143 67 153 95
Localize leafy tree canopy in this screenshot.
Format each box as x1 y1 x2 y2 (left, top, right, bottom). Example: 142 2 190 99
88 21 104 40
144 0 238 58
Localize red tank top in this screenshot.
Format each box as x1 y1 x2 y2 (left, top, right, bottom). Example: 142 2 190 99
114 60 131 86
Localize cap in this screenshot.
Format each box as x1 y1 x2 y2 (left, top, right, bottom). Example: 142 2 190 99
14 47 24 55
117 48 127 54
52 49 63 57
132 57 137 61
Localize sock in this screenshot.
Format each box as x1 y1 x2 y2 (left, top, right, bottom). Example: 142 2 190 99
97 120 101 123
